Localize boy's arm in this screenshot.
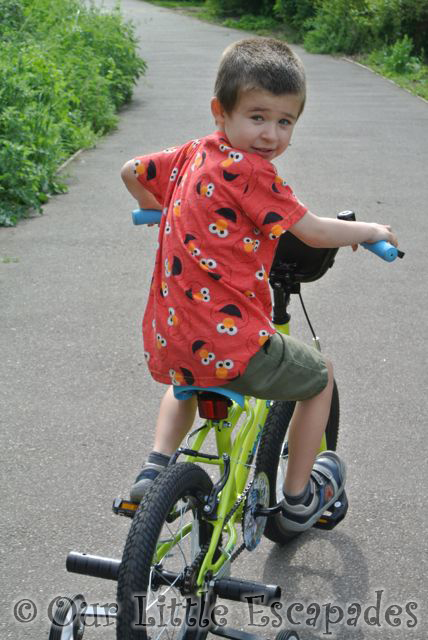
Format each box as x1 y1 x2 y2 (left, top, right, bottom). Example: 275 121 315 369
121 160 162 210
290 211 398 249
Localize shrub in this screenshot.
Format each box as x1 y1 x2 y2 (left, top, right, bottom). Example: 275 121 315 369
303 0 376 54
273 0 317 36
222 13 279 32
369 35 422 73
205 0 275 17
0 0 146 226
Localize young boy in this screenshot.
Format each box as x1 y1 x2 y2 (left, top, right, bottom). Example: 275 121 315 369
121 38 397 531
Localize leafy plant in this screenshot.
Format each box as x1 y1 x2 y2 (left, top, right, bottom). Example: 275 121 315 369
0 0 146 226
273 0 316 36
381 35 421 73
222 13 279 32
303 0 376 54
205 0 275 17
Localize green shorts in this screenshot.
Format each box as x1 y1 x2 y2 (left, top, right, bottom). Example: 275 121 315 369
224 332 328 401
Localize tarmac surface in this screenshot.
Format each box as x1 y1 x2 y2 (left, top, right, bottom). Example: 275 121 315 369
1 1 427 638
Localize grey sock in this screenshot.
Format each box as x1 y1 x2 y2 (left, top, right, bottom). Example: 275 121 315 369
284 480 314 507
147 451 171 467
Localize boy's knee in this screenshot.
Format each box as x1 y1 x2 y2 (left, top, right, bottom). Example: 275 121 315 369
324 356 334 385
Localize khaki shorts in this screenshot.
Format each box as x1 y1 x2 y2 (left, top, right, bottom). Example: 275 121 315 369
224 332 328 401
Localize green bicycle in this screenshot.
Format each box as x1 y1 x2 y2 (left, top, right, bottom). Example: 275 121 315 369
57 210 403 640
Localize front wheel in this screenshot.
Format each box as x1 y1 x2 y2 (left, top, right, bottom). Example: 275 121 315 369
117 463 217 640
256 380 339 544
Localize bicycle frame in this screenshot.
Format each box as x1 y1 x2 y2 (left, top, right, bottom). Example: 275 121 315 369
175 318 328 591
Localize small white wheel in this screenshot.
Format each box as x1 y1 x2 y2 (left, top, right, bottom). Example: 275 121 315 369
48 593 86 640
275 631 300 640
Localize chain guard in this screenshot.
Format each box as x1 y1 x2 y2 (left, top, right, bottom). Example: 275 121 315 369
242 471 270 551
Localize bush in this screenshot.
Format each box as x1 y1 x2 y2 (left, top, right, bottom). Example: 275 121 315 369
273 0 316 36
303 0 376 54
369 35 422 73
0 0 146 226
300 0 428 57
369 0 428 56
205 0 275 17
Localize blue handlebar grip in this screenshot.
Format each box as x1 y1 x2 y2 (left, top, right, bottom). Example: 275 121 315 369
132 209 162 225
361 240 398 262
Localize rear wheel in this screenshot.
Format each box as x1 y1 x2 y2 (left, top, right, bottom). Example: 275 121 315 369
117 463 218 640
256 380 339 544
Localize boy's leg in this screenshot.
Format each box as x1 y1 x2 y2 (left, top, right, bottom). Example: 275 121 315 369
130 386 197 502
224 334 345 531
282 357 346 530
153 385 198 455
284 359 334 495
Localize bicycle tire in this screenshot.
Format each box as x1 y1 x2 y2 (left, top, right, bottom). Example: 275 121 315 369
117 463 218 640
256 379 339 544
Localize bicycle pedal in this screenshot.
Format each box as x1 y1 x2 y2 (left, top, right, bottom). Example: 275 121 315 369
314 490 348 530
112 498 139 518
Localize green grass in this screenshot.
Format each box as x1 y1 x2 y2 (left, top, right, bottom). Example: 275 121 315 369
361 58 428 101
361 39 428 101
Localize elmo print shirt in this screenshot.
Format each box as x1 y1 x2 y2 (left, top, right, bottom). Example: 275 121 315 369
133 131 307 387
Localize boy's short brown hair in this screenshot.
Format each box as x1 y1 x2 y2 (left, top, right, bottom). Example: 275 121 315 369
214 37 306 115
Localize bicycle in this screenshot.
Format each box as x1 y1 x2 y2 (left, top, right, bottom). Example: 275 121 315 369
50 210 403 640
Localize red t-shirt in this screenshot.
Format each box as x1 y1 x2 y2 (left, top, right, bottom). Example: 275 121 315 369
134 131 307 387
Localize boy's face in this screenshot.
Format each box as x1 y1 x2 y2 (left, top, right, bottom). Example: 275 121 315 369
211 89 302 162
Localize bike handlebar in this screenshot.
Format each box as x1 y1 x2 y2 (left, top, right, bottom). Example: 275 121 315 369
132 208 404 262
360 240 403 262
132 208 162 225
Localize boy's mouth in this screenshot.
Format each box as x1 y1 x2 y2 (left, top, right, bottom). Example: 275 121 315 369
251 147 275 159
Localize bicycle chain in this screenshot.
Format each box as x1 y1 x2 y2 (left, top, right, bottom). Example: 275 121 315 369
181 478 254 593
226 478 254 562
183 542 211 594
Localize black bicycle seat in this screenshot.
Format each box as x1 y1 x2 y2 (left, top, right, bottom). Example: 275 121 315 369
270 231 338 284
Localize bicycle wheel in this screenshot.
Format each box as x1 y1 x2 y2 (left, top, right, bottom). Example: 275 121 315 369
256 379 339 544
117 463 218 640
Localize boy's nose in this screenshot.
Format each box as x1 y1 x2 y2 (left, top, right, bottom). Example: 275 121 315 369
260 123 276 143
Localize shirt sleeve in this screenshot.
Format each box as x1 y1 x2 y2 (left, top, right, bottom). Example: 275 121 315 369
132 145 183 206
240 159 308 240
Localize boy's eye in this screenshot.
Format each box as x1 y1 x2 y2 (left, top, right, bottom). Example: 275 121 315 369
251 115 263 122
279 119 291 126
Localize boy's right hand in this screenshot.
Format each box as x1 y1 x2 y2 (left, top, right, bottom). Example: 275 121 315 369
291 211 398 251
364 223 398 248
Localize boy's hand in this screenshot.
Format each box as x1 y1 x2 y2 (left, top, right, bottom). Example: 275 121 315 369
364 223 398 248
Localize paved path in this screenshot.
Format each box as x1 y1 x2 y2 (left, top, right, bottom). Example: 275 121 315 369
1 2 427 638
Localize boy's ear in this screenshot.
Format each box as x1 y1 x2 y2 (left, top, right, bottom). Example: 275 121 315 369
211 97 225 126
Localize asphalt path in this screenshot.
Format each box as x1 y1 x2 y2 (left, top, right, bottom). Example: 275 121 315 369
1 2 427 638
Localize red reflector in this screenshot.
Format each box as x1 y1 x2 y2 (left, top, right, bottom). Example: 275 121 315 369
197 395 229 420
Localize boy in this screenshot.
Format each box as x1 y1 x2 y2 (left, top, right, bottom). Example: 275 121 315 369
121 38 397 531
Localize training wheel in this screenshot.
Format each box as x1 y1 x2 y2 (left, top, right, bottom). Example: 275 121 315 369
275 631 300 640
48 593 86 640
